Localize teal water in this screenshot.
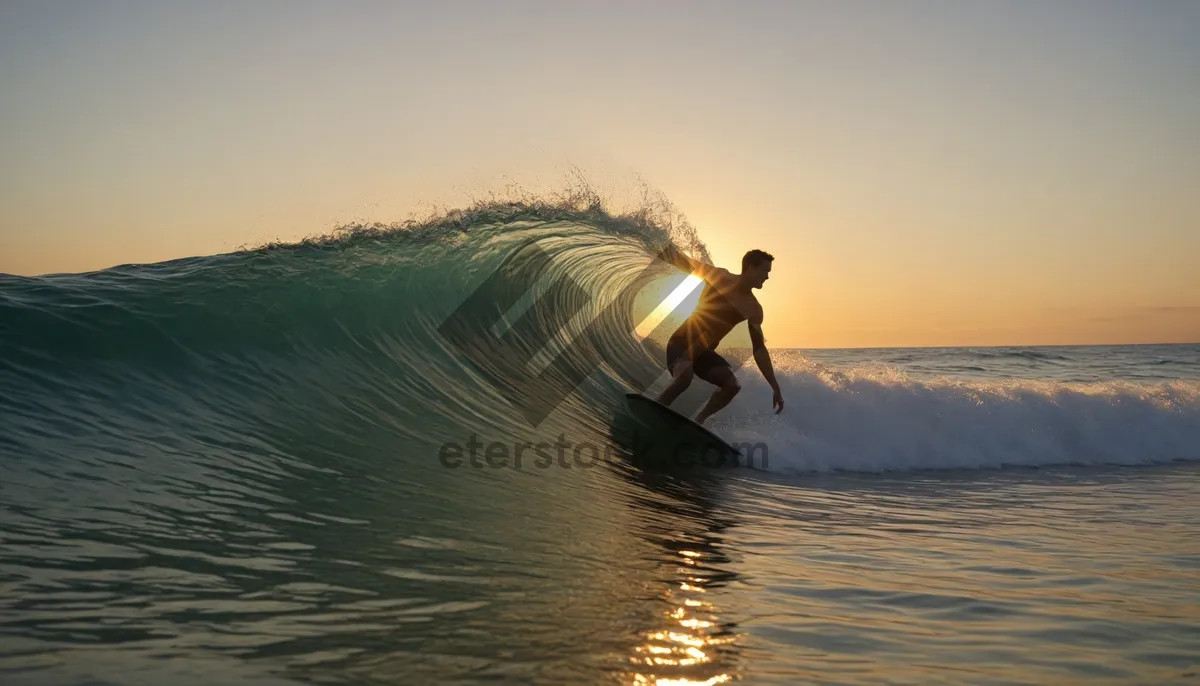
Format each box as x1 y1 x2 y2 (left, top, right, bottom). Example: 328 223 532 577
2 199 1198 684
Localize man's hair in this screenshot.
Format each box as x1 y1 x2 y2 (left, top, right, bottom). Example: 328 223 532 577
742 249 774 271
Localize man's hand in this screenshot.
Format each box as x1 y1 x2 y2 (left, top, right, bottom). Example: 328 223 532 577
750 317 783 415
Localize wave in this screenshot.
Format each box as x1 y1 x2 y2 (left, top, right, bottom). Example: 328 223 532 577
712 357 1200 473
0 190 706 477
967 349 1074 362
2 190 1198 479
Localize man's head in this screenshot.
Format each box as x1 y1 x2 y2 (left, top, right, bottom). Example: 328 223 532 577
741 249 774 289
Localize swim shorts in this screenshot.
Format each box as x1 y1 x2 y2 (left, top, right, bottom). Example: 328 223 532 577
665 336 731 378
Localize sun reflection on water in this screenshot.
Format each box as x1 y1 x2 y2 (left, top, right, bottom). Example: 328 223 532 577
627 547 738 686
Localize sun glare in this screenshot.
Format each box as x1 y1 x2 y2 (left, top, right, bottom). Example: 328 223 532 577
634 275 704 340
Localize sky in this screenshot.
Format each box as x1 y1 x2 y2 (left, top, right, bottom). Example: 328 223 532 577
2 0 1198 347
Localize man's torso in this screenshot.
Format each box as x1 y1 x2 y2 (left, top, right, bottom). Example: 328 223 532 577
670 280 758 353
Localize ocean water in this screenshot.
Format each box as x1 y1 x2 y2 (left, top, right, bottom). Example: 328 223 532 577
2 199 1198 685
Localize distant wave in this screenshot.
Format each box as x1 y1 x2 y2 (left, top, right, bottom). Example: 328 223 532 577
970 350 1073 361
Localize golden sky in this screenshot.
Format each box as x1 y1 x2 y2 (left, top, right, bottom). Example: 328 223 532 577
2 2 1197 347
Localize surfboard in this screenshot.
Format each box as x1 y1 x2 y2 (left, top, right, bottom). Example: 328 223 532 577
622 392 742 466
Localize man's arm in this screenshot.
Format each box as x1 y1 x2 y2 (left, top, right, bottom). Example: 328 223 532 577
748 309 784 414
658 243 732 286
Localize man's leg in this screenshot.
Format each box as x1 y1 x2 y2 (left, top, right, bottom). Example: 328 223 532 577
657 360 694 407
694 364 740 425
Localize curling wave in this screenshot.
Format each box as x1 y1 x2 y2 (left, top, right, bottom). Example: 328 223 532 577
1 193 1198 478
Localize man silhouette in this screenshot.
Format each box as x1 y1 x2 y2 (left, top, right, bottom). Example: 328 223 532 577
657 248 784 425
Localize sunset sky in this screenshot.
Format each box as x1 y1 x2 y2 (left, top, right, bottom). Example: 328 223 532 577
2 1 1197 347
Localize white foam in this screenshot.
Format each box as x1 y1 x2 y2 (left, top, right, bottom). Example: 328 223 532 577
708 356 1200 474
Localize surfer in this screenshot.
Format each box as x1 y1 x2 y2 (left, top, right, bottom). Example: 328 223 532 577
656 247 784 424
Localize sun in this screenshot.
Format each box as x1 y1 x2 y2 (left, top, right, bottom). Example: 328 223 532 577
634 274 704 340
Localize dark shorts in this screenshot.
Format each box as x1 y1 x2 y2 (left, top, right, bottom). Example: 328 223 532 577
666 337 731 379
